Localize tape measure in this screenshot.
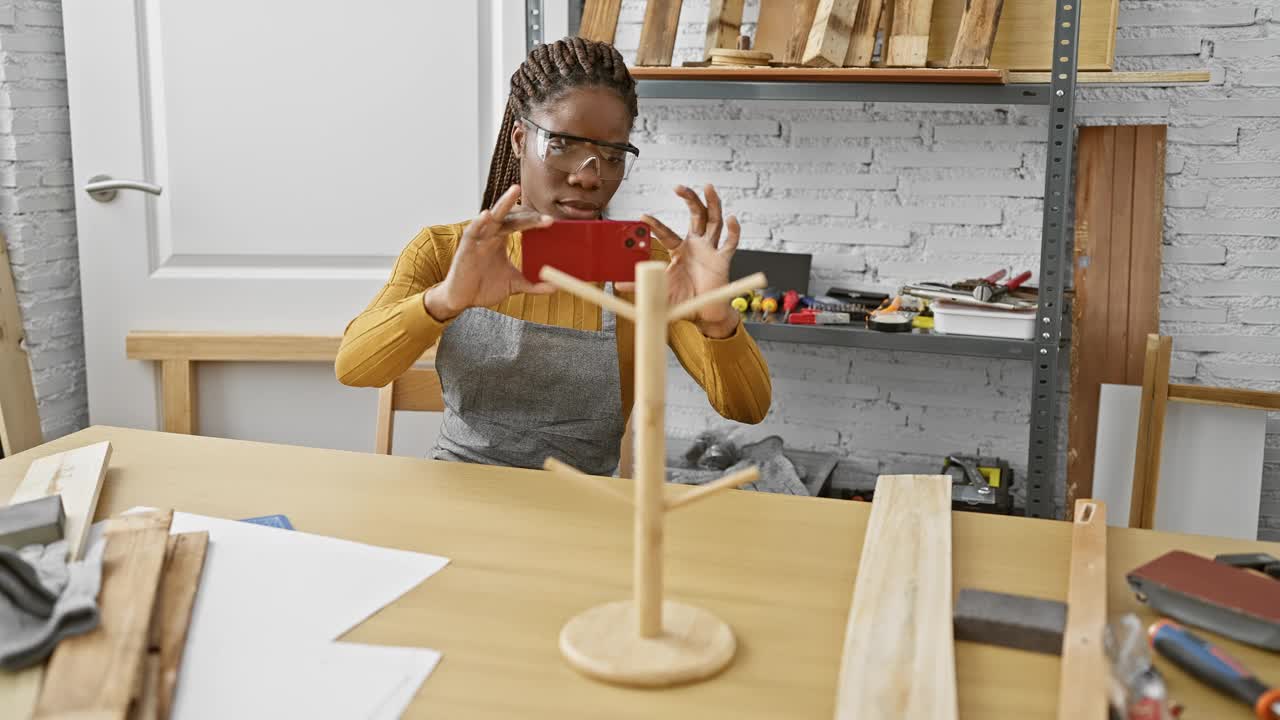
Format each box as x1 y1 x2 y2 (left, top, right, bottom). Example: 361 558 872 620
868 311 912 332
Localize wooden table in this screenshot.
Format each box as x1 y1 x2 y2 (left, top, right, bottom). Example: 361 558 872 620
4 426 1278 719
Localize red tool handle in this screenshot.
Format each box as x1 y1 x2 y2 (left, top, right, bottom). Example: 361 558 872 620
1004 270 1033 291
783 290 801 314
982 268 1008 284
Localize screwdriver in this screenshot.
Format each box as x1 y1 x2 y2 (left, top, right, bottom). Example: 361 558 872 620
731 294 750 315
760 288 781 321
782 290 801 321
1149 619 1280 719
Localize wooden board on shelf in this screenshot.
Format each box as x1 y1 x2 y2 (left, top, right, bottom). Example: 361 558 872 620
948 0 1004 68
886 0 936 67
802 0 860 68
578 0 623 43
753 0 795 62
929 0 1119 71
628 65 1006 82
844 0 885 66
834 475 957 719
704 0 745 59
636 0 685 67
1009 70 1212 85
787 0 822 64
0 234 42 457
1066 125 1165 510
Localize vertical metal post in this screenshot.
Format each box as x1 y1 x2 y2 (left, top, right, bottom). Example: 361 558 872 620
1025 0 1082 519
527 0 545 54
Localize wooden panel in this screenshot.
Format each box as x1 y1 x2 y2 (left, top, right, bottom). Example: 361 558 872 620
391 368 445 412
0 234 42 457
834 475 956 720
1057 500 1108 720
578 0 622 43
126 331 435 364
9 440 111 560
752 0 795 62
802 0 860 67
36 510 173 720
636 0 684 66
6 427 1280 719
1008 70 1211 85
1131 335 1171 529
704 0 745 58
375 384 395 455
844 0 885 66
885 0 936 67
1067 126 1166 512
929 0 1119 71
1169 384 1280 412
948 0 1004 67
627 66 1006 82
153 532 209 720
787 0 822 64
161 359 197 436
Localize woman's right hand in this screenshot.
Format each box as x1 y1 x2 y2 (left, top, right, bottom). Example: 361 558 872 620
424 185 555 322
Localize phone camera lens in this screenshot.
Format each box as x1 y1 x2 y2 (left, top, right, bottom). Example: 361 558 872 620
625 238 635 248
635 227 646 237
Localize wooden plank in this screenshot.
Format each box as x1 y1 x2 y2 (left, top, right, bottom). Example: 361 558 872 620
843 0 885 66
636 0 684 66
885 0 936 67
578 0 622 43
1169 384 1280 412
947 0 1003 68
125 331 435 364
1057 499 1108 720
375 384 395 455
802 0 861 67
704 0 745 58
0 234 42 457
1108 127 1136 386
1008 70 1212 85
787 0 822 64
9 441 112 560
160 359 196 436
152 532 209 720
834 474 956 720
628 66 1006 82
753 0 796 63
1131 335 1171 529
35 510 173 720
1127 126 1166 385
929 0 1118 71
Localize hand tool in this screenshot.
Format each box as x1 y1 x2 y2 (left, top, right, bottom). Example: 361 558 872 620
787 309 851 325
1128 550 1280 651
760 288 781 320
731 295 750 314
1106 613 1178 720
974 269 1032 303
942 454 1012 514
0 495 65 549
749 292 763 318
969 268 1007 302
782 290 800 321
1149 620 1280 720
953 588 1066 655
1214 553 1279 571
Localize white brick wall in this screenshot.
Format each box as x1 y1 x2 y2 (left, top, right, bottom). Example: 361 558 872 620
0 0 86 444
609 0 1280 535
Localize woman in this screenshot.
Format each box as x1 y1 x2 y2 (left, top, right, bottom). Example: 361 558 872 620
336 38 771 475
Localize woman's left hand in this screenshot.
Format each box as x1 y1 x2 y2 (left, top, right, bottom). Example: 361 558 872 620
640 184 742 339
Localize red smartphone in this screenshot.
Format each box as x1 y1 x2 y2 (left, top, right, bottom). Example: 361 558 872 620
521 220 652 283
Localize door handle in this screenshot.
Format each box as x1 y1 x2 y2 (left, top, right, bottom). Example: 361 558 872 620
84 174 163 202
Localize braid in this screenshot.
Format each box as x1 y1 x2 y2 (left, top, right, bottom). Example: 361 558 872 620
480 38 638 210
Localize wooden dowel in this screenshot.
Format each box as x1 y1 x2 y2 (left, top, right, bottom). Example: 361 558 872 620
543 457 634 506
539 266 637 322
667 273 767 322
665 466 760 511
1169 383 1280 412
633 261 668 638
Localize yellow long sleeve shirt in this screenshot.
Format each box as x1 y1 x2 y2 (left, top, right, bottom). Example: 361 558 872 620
335 223 772 424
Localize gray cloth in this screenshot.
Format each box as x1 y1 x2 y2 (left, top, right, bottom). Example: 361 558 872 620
0 538 104 671
431 298 625 477
0 544 59 617
670 437 810 497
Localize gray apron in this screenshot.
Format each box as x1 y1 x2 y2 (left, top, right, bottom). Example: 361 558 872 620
430 293 625 476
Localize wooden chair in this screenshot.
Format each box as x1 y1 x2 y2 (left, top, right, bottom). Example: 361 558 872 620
1129 333 1280 528
374 367 445 455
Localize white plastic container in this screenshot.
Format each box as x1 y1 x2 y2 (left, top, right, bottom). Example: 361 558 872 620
931 301 1037 340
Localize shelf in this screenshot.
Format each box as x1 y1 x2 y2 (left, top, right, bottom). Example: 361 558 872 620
628 66 1009 83
743 320 1037 361
1008 70 1213 85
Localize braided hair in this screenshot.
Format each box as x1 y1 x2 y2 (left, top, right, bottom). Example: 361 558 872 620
481 38 638 210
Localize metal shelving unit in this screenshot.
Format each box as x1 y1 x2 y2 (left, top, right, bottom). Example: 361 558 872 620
532 2 1082 519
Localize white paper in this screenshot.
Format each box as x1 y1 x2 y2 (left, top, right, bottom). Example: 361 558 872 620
1093 384 1266 539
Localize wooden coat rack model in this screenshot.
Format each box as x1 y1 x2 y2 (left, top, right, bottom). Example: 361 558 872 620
539 260 767 687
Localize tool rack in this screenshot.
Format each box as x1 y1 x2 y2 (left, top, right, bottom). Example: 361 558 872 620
533 1 1082 520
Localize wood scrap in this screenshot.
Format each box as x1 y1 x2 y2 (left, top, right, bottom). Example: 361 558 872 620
703 0 745 59
1131 334 1172 529
636 0 685 66
149 532 209 720
885 0 935 67
834 475 957 720
947 0 1003 67
843 0 885 66
0 233 42 457
752 0 795 63
1057 500 1108 720
786 0 822 64
928 0 1119 71
578 0 623 43
35 510 174 720
709 48 773 66
1066 126 1165 510
802 0 860 67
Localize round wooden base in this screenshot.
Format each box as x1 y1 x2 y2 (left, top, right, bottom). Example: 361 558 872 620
559 600 736 687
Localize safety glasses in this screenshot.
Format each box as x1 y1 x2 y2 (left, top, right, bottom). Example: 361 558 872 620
521 117 640 181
